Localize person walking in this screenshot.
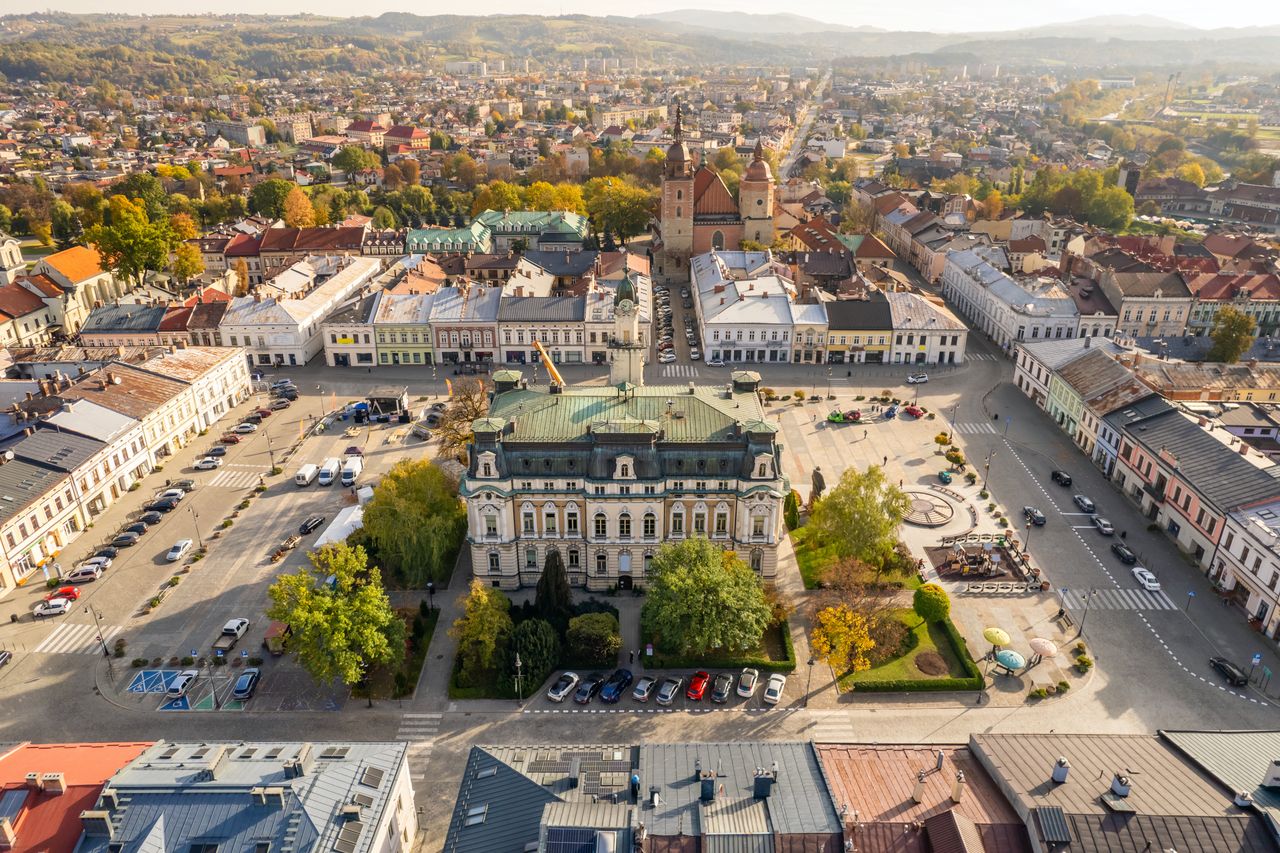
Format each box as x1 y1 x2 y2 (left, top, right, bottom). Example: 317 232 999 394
629 649 635 664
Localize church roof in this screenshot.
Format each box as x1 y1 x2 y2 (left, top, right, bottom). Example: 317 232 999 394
693 167 739 217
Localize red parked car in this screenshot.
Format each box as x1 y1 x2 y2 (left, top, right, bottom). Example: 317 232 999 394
220 433 242 444
903 405 925 418
254 408 273 418
685 670 711 701
44 586 80 602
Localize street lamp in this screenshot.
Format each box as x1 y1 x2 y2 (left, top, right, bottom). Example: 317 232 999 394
315 385 324 422
189 506 202 550
265 431 275 472
982 450 996 490
1024 520 1034 556
947 402 958 444
825 365 832 400
514 651 523 704
804 657 816 707
1077 588 1098 638
426 581 436 611
85 604 112 667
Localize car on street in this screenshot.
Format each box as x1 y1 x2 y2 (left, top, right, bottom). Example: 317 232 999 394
166 539 194 561
206 445 228 456
689 349 702 360
631 676 656 702
706 358 725 367
546 672 580 703
903 405 925 418
84 554 113 569
1131 566 1161 591
1022 506 1046 526
111 531 141 548
231 667 261 700
1051 470 1073 486
220 433 242 444
906 373 929 384
1092 516 1115 535
655 677 683 706
166 669 199 697
737 668 760 697
711 672 735 703
270 378 294 389
156 488 186 502
762 673 787 705
0 650 10 667
344 446 364 457
300 515 326 535
92 547 118 561
254 408 273 418
32 599 71 618
1111 542 1138 564
233 423 257 434
44 585 80 602
1073 494 1096 513
1210 656 1249 687
138 511 163 526
599 669 634 703
686 670 711 701
658 353 677 364
573 673 606 705
269 399 291 410
194 457 222 470
278 389 299 401
66 566 102 583
122 521 149 536
146 497 180 513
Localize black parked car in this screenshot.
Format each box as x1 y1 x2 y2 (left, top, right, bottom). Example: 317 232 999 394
573 672 606 705
122 522 149 536
1111 542 1138 565
711 672 735 703
300 515 326 535
1051 470 1073 486
1022 506 1047 526
94 546 119 560
137 511 163 526
146 497 180 513
206 446 228 457
1210 656 1249 687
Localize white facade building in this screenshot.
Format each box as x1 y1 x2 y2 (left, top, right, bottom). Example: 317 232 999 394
691 251 799 365
942 248 1080 352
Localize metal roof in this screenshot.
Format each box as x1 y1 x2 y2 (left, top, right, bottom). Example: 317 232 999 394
1162 730 1280 829
12 428 104 473
0 457 69 526
442 747 563 853
45 399 139 443
497 295 586 323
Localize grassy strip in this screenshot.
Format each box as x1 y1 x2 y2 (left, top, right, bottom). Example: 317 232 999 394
646 620 796 673
839 612 981 692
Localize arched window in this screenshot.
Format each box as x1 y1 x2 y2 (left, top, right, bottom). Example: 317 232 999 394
618 513 632 538
643 512 656 539
676 189 683 201
594 512 607 538
595 551 608 575
711 230 724 251
675 206 682 219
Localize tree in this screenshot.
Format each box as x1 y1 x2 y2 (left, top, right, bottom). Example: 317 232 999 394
110 172 167 220
983 189 1004 219
436 377 490 460
584 177 655 243
471 180 522 216
233 258 249 295
361 459 466 586
912 583 951 624
1175 161 1206 188
449 579 513 685
808 466 910 570
249 178 295 218
810 605 875 676
49 200 83 250
398 158 421 187
333 145 380 180
168 212 198 241
551 183 586 215
170 243 204 283
534 549 573 633
641 538 772 655
1207 305 1257 364
1084 185 1134 231
783 490 800 531
265 542 402 688
566 612 621 666
371 206 398 229
86 195 174 287
282 186 316 228
499 618 560 695
522 181 556 211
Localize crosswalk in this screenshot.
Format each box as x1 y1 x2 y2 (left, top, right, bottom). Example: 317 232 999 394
208 467 267 489
1061 587 1176 611
397 713 441 781
967 352 999 361
811 710 857 743
660 364 700 378
951 422 998 435
33 621 122 655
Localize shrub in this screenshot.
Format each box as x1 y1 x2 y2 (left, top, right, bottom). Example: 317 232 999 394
129 482 141 491
1029 687 1047 700
1057 680 1071 692
221 519 234 529
794 389 806 400
254 485 267 493
248 657 264 666
238 500 251 510
270 466 283 475
1075 655 1094 673
565 612 621 667
979 490 989 499
854 395 865 401
913 583 951 623
131 657 149 668
180 656 195 666
783 490 801 531
45 577 60 589
168 576 180 587
1074 641 1087 654
148 596 162 608
965 472 977 484
997 517 1008 527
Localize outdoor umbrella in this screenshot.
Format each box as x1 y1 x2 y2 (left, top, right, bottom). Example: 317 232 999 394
1028 638 1058 658
995 649 1026 671
983 627 1011 647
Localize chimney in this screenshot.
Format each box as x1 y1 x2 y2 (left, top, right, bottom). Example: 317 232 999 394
79 811 114 839
1051 757 1071 784
254 290 262 303
950 770 966 803
1263 759 1280 788
752 769 775 799
911 770 927 804
1110 773 1131 797
40 773 65 795
23 773 40 791
699 771 717 802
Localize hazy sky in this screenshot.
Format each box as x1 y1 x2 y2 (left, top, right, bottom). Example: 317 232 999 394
8 0 1280 32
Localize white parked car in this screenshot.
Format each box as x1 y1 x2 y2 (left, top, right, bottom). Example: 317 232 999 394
233 423 258 434
546 672 580 703
1131 566 1161 592
166 669 199 697
166 539 194 562
706 358 726 368
156 489 186 502
762 673 787 705
906 373 929 384
33 599 72 618
82 555 113 570
194 457 223 470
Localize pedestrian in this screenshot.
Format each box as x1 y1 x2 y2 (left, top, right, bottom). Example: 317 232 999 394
846 370 851 377
899 479 903 488
1120 530 1127 539
863 429 868 440
883 455 888 466
629 649 635 664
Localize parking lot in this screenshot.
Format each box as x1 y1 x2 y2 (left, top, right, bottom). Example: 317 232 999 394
653 283 703 368
529 667 794 714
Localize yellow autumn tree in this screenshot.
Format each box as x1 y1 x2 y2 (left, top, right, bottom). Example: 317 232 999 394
810 605 875 675
283 186 316 228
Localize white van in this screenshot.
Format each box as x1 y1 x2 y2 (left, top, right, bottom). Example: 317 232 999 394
340 456 363 488
294 463 319 486
317 457 341 486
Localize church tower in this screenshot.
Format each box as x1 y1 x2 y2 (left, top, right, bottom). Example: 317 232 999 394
608 263 646 387
0 233 24 286
656 105 694 284
739 139 776 246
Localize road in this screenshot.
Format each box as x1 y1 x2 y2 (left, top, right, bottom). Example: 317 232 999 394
782 69 830 179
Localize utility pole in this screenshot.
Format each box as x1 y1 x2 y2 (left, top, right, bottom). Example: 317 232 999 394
86 604 113 675
514 652 523 704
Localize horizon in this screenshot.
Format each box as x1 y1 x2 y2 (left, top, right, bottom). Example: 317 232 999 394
6 4 1280 34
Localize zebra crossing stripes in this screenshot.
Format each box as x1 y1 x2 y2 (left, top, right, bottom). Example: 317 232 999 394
951 422 998 435
1062 587 1175 611
397 713 441 780
33 621 122 655
660 364 700 378
966 352 998 361
208 468 266 489
810 710 857 743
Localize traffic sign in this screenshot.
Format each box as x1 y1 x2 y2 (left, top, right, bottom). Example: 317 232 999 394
215 649 224 657
241 649 249 658
1253 653 1263 666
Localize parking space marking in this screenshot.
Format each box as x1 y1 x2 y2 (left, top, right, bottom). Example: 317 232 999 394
33 621 122 654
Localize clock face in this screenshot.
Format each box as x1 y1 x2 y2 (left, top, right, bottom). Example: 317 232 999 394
757 199 764 206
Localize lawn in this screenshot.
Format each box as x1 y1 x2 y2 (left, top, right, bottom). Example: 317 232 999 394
646 620 795 672
838 609 973 691
791 525 924 591
353 605 438 700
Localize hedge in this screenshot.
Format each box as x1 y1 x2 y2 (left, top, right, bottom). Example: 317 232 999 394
847 617 982 693
645 620 797 673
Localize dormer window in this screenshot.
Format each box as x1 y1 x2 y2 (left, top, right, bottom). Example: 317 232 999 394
483 463 492 477
621 464 630 478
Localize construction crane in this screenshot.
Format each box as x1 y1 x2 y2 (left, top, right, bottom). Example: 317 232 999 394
532 340 565 388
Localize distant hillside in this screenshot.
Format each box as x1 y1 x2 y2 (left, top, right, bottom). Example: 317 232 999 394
636 10 882 35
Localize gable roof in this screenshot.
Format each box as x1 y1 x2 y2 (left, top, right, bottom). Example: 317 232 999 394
80 304 167 335
824 292 893 331
40 246 104 284
692 166 739 217
0 282 49 319
442 747 564 853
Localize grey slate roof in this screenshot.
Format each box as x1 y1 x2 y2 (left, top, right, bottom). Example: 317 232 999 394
1162 730 1280 834
522 250 599 278
442 747 563 853
638 742 841 837
820 292 891 331
0 458 68 526
80 304 167 334
497 295 586 323
12 428 104 473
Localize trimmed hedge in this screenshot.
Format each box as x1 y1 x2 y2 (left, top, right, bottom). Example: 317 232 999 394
847 617 982 693
646 620 797 673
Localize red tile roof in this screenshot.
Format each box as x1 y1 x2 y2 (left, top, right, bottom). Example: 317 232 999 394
158 306 193 331
0 282 50 320
1185 272 1280 301
223 233 263 257
692 166 738 217
40 246 104 284
346 120 387 133
384 125 429 140
258 226 366 252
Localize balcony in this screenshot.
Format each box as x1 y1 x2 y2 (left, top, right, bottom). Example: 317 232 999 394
1142 483 1165 503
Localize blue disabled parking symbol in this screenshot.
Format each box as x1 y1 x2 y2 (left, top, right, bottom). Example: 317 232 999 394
159 695 190 711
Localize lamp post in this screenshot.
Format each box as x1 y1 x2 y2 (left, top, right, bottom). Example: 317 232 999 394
514 651 523 704
804 657 816 707
265 430 275 472
189 506 203 550
1185 590 1196 613
85 604 113 672
982 450 996 490
1024 520 1034 556
1077 588 1098 638
426 581 436 611
825 365 832 400
315 384 324 422
947 402 958 443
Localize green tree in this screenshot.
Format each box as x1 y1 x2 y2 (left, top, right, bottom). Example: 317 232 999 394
265 542 402 688
449 579 513 685
808 466 910 571
332 145 380 180
584 177 655 244
49 200 83 250
1084 185 1134 231
566 612 621 666
1207 305 1257 364
471 180 523 216
912 583 951 624
86 195 174 287
499 618 560 695
361 459 466 586
168 212 198 242
0 204 11 233
249 178 295 218
110 172 168 220
534 549 573 633
371 206 398 229
641 538 772 655
783 490 800 531
810 604 875 676
170 243 204 283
